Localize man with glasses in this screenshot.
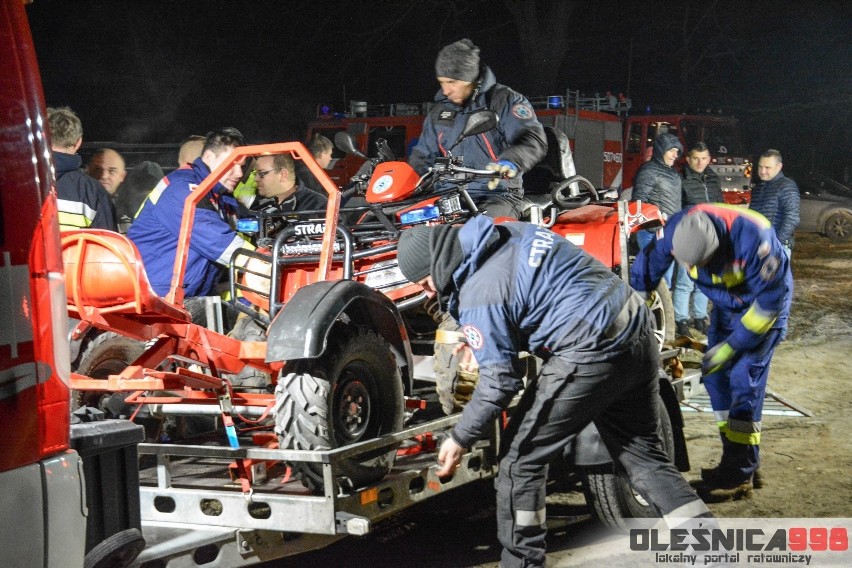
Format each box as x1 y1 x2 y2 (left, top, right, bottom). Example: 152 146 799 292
252 153 327 215
128 127 253 298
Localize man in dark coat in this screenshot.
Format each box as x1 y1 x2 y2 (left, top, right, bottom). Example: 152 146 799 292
397 215 713 568
750 149 800 257
674 142 723 336
47 106 116 232
632 132 683 285
409 39 547 219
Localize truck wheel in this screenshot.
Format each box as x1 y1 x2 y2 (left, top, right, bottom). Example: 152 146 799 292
74 332 146 417
824 212 852 242
581 395 675 528
83 528 145 568
274 327 404 492
648 282 675 347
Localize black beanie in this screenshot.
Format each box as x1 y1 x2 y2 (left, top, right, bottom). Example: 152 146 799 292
435 39 481 82
398 225 435 282
672 211 720 266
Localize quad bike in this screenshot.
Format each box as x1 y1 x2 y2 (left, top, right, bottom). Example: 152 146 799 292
66 110 692 529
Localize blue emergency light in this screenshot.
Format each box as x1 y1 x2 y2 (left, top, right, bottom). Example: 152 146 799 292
399 205 440 225
237 218 260 233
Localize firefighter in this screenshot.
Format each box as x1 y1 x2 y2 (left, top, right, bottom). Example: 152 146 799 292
631 205 793 502
408 39 547 219
397 216 712 568
47 106 117 232
128 127 253 298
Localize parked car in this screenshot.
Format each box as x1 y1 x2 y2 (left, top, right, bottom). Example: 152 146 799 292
789 170 852 242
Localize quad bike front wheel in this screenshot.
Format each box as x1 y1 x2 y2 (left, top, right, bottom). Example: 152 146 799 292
273 327 404 492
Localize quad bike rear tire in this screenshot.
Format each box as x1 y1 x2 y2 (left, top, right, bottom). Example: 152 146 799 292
649 282 675 346
581 395 675 528
273 327 404 492
74 332 146 417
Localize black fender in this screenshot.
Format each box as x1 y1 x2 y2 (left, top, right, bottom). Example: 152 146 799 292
568 375 689 471
265 279 414 393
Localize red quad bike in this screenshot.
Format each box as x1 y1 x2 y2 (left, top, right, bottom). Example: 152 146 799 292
66 110 694 541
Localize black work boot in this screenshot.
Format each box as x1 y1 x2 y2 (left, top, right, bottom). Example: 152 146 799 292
694 317 710 335
675 319 692 337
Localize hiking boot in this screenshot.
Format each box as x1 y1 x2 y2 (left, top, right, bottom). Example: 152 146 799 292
698 478 753 503
693 317 710 335
701 466 764 489
675 319 692 337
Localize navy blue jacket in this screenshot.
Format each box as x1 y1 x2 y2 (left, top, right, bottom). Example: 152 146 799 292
53 151 117 232
448 216 648 449
749 172 800 247
128 158 253 297
408 66 547 198
631 204 792 354
632 133 684 216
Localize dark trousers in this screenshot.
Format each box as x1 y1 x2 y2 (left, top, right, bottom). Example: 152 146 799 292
495 327 710 567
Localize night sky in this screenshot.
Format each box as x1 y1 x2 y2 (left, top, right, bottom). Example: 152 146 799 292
25 0 852 177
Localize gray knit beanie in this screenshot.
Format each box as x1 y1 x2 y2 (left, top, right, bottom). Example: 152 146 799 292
398 225 436 282
672 211 720 266
435 39 481 82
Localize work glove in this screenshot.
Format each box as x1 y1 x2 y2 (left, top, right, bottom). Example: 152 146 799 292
486 160 518 190
702 341 735 375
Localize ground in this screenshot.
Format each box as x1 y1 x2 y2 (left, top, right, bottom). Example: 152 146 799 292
264 231 852 567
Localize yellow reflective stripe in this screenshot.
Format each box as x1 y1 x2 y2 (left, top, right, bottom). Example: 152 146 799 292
716 420 728 432
741 302 778 335
58 212 94 230
725 418 761 445
218 236 255 266
689 266 699 279
146 178 170 206
725 430 761 445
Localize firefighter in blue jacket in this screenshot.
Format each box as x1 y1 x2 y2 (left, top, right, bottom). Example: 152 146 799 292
631 204 793 502
408 39 547 219
397 216 712 568
128 127 253 298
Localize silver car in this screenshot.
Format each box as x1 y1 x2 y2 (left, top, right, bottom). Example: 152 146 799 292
792 171 852 242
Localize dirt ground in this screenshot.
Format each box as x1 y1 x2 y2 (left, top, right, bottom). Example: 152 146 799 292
684 231 852 519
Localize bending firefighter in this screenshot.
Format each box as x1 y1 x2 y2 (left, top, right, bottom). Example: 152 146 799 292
397 216 712 568
631 204 793 502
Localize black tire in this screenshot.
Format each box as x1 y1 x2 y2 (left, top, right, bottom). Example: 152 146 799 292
581 395 675 528
74 333 146 417
649 282 675 347
83 528 145 568
273 327 404 492
824 212 852 242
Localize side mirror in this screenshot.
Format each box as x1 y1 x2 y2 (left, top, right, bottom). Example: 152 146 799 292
446 110 499 152
334 131 367 160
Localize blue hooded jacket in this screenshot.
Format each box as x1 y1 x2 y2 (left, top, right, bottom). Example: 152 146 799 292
633 133 684 216
408 66 547 198
447 216 648 448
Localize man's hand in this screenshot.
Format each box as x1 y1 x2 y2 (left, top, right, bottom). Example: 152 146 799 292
702 341 735 374
436 436 466 478
486 160 518 190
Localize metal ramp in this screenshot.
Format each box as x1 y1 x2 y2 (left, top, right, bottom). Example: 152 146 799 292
680 384 813 417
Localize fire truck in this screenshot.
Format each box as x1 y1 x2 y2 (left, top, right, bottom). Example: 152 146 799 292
308 90 752 203
0 1 88 566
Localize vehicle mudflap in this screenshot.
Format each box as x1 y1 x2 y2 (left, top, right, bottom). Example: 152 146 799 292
265 279 413 388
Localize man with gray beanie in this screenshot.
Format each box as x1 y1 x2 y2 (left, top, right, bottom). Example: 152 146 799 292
408 39 547 219
397 215 713 568
631 204 793 502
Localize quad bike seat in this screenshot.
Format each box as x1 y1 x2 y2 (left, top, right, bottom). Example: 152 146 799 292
61 229 190 325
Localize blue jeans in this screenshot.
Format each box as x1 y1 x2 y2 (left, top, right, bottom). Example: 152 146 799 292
636 229 673 287
673 263 709 322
